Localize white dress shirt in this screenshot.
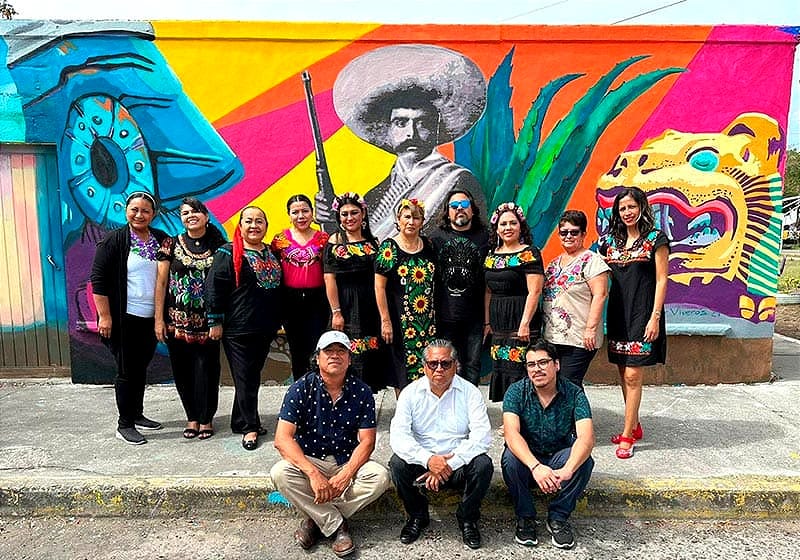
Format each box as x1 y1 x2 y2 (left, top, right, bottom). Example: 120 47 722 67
389 374 492 471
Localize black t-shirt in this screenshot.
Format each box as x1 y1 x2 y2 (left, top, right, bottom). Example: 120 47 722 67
430 226 490 323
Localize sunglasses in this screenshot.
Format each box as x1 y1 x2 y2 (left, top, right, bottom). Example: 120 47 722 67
424 359 454 370
525 358 554 370
558 229 582 238
448 200 471 210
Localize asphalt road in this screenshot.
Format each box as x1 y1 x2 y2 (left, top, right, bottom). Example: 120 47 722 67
3 515 800 560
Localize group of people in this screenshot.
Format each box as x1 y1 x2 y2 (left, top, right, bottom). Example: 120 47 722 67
90 184 667 553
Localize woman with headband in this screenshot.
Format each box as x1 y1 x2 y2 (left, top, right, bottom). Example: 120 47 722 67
375 198 437 394
323 192 387 392
206 206 282 451
271 194 330 381
154 197 227 440
91 191 169 445
484 202 545 402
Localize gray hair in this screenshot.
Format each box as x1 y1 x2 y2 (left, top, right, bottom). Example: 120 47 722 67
423 339 459 363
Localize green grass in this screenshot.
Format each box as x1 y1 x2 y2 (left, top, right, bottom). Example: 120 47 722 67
779 254 800 293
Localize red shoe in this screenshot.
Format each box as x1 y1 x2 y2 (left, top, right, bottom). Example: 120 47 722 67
615 436 635 459
610 423 643 444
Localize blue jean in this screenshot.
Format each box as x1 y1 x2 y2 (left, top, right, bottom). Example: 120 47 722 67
438 319 484 386
501 445 593 522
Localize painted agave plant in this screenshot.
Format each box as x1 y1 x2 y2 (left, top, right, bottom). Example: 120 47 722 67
455 48 684 246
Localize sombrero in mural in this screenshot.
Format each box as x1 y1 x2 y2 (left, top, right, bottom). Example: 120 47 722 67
333 44 487 152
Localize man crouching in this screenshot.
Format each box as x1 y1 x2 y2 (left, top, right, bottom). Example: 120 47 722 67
271 330 391 557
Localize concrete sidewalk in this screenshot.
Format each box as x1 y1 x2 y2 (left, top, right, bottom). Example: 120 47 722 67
1 335 799 520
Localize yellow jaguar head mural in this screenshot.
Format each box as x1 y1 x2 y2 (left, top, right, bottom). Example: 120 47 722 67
596 113 784 321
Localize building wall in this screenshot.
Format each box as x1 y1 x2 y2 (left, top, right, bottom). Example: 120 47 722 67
0 20 797 383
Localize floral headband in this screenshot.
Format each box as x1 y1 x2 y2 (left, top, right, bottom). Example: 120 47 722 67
490 201 526 225
332 191 367 212
397 198 425 212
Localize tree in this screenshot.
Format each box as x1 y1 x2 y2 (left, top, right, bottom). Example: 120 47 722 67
786 149 800 199
0 1 15 19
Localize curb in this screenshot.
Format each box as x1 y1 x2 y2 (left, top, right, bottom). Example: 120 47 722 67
3 475 800 519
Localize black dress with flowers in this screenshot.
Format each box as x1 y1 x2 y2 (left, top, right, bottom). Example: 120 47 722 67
323 238 388 392
599 229 669 366
484 246 544 401
375 237 436 389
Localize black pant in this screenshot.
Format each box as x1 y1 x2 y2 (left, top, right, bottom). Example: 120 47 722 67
112 314 158 429
222 331 276 433
282 287 328 380
167 337 221 425
389 453 494 523
438 319 484 386
553 344 597 389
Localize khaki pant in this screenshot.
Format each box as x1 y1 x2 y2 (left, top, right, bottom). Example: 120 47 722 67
270 456 391 536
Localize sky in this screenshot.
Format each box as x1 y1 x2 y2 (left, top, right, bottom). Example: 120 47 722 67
10 0 800 147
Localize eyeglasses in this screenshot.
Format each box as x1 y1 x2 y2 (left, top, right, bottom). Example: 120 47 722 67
424 359 454 370
558 229 582 238
448 200 471 210
525 358 554 370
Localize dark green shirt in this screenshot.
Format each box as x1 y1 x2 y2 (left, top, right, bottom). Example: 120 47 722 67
503 376 592 455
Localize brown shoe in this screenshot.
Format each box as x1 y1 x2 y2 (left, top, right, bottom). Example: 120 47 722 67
294 518 320 550
331 520 355 557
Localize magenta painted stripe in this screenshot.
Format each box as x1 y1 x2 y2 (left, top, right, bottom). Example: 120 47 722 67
206 89 343 222
629 25 796 151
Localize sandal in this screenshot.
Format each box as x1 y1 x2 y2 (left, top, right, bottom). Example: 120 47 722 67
198 429 214 440
611 423 643 444
242 433 258 451
183 428 199 439
615 436 635 459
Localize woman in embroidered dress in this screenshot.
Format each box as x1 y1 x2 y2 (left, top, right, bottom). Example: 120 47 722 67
323 192 388 392
599 187 669 459
375 198 436 394
91 191 169 445
271 194 330 381
155 197 227 440
206 206 283 451
542 210 610 389
483 202 544 402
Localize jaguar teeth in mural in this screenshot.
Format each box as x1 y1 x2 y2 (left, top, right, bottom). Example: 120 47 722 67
596 113 784 323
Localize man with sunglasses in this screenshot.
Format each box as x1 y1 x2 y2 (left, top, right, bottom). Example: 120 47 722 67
389 339 493 549
501 339 595 550
430 189 490 386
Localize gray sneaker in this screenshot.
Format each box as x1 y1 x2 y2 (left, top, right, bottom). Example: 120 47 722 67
116 427 146 445
515 517 538 546
134 416 163 431
546 518 575 549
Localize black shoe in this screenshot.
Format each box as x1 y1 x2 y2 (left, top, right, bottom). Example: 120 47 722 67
116 427 146 445
546 518 575 549
459 520 481 549
242 434 258 451
515 517 538 546
399 517 429 544
134 416 163 431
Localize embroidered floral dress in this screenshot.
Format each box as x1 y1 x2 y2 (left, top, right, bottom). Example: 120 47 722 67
484 246 544 401
157 234 220 343
375 237 436 388
599 229 669 366
323 238 388 392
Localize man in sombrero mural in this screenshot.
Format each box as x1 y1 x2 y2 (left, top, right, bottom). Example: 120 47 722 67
331 44 488 240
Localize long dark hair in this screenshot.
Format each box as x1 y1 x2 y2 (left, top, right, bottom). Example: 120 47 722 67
331 192 375 244
286 193 313 213
607 187 656 246
435 188 485 231
489 202 532 248
180 196 226 249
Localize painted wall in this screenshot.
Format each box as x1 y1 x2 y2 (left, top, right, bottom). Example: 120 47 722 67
0 21 796 383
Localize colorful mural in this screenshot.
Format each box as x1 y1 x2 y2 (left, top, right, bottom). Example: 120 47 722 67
0 21 797 382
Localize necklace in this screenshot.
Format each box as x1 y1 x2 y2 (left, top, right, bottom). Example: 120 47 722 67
397 236 422 253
